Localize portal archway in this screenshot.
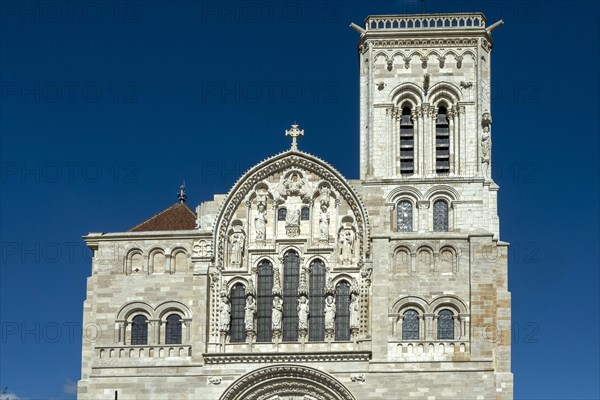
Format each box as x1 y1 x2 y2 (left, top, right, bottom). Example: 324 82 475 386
219 364 356 400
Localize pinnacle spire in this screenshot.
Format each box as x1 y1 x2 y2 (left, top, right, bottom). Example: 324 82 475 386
178 181 187 204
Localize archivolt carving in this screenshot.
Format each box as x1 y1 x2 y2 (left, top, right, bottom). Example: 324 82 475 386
213 152 371 268
219 364 356 400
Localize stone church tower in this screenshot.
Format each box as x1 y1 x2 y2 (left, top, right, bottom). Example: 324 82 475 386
79 13 512 400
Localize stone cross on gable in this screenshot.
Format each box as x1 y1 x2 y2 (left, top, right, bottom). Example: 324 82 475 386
285 124 304 150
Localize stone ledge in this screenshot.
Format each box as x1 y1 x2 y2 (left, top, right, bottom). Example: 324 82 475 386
203 351 372 364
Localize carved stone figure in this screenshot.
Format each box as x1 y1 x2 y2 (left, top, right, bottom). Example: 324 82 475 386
272 297 283 331
350 293 360 329
319 204 329 240
324 295 336 330
229 232 245 265
244 296 256 331
219 296 231 332
319 185 331 206
254 203 267 240
339 229 354 263
276 172 310 200
285 206 300 227
481 128 491 178
297 297 309 330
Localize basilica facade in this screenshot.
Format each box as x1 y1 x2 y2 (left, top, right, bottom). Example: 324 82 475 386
79 12 513 399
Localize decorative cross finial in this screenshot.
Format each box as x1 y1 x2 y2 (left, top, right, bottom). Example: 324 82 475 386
178 181 187 204
285 123 304 151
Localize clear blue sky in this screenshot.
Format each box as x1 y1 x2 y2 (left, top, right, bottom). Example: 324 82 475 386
1 1 598 399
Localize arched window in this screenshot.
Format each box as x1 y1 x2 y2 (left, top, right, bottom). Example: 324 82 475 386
397 200 413 232
335 281 351 341
437 309 454 340
309 260 326 341
230 283 246 343
165 314 182 344
301 206 310 220
402 310 419 340
256 261 273 342
433 199 449 232
277 208 287 221
283 251 300 342
399 106 414 174
131 315 148 345
435 106 450 174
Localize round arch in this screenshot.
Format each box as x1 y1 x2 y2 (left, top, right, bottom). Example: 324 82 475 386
219 364 356 400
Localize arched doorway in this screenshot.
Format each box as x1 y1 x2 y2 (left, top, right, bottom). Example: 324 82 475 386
219 365 356 400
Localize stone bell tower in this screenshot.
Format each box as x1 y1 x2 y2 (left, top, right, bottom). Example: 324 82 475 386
353 13 503 235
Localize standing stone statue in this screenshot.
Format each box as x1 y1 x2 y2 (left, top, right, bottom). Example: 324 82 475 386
286 206 300 227
244 296 256 331
481 127 491 178
254 203 267 240
319 204 329 240
272 297 283 331
339 230 354 263
297 297 309 330
229 232 245 265
219 296 231 332
350 293 360 330
324 295 336 330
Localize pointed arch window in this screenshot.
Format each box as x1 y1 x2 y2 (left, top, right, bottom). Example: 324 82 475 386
131 315 148 345
402 310 419 340
436 105 450 174
256 261 273 342
334 281 351 341
433 199 449 232
397 200 413 232
437 309 454 340
230 283 246 343
283 251 300 341
400 106 414 174
277 208 287 221
165 314 182 344
309 260 326 341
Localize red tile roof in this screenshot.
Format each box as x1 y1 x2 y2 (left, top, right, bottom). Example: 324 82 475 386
129 203 196 232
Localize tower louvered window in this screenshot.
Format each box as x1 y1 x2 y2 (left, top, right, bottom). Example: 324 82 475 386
283 251 300 341
436 106 450 174
309 260 326 341
256 261 273 342
400 106 414 174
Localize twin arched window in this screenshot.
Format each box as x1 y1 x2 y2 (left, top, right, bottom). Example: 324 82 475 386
437 309 455 340
397 200 413 232
402 310 419 340
131 315 148 345
282 251 300 341
433 199 449 232
398 308 456 341
165 314 182 344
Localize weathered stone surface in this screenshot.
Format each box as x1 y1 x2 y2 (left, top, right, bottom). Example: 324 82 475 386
79 12 512 400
